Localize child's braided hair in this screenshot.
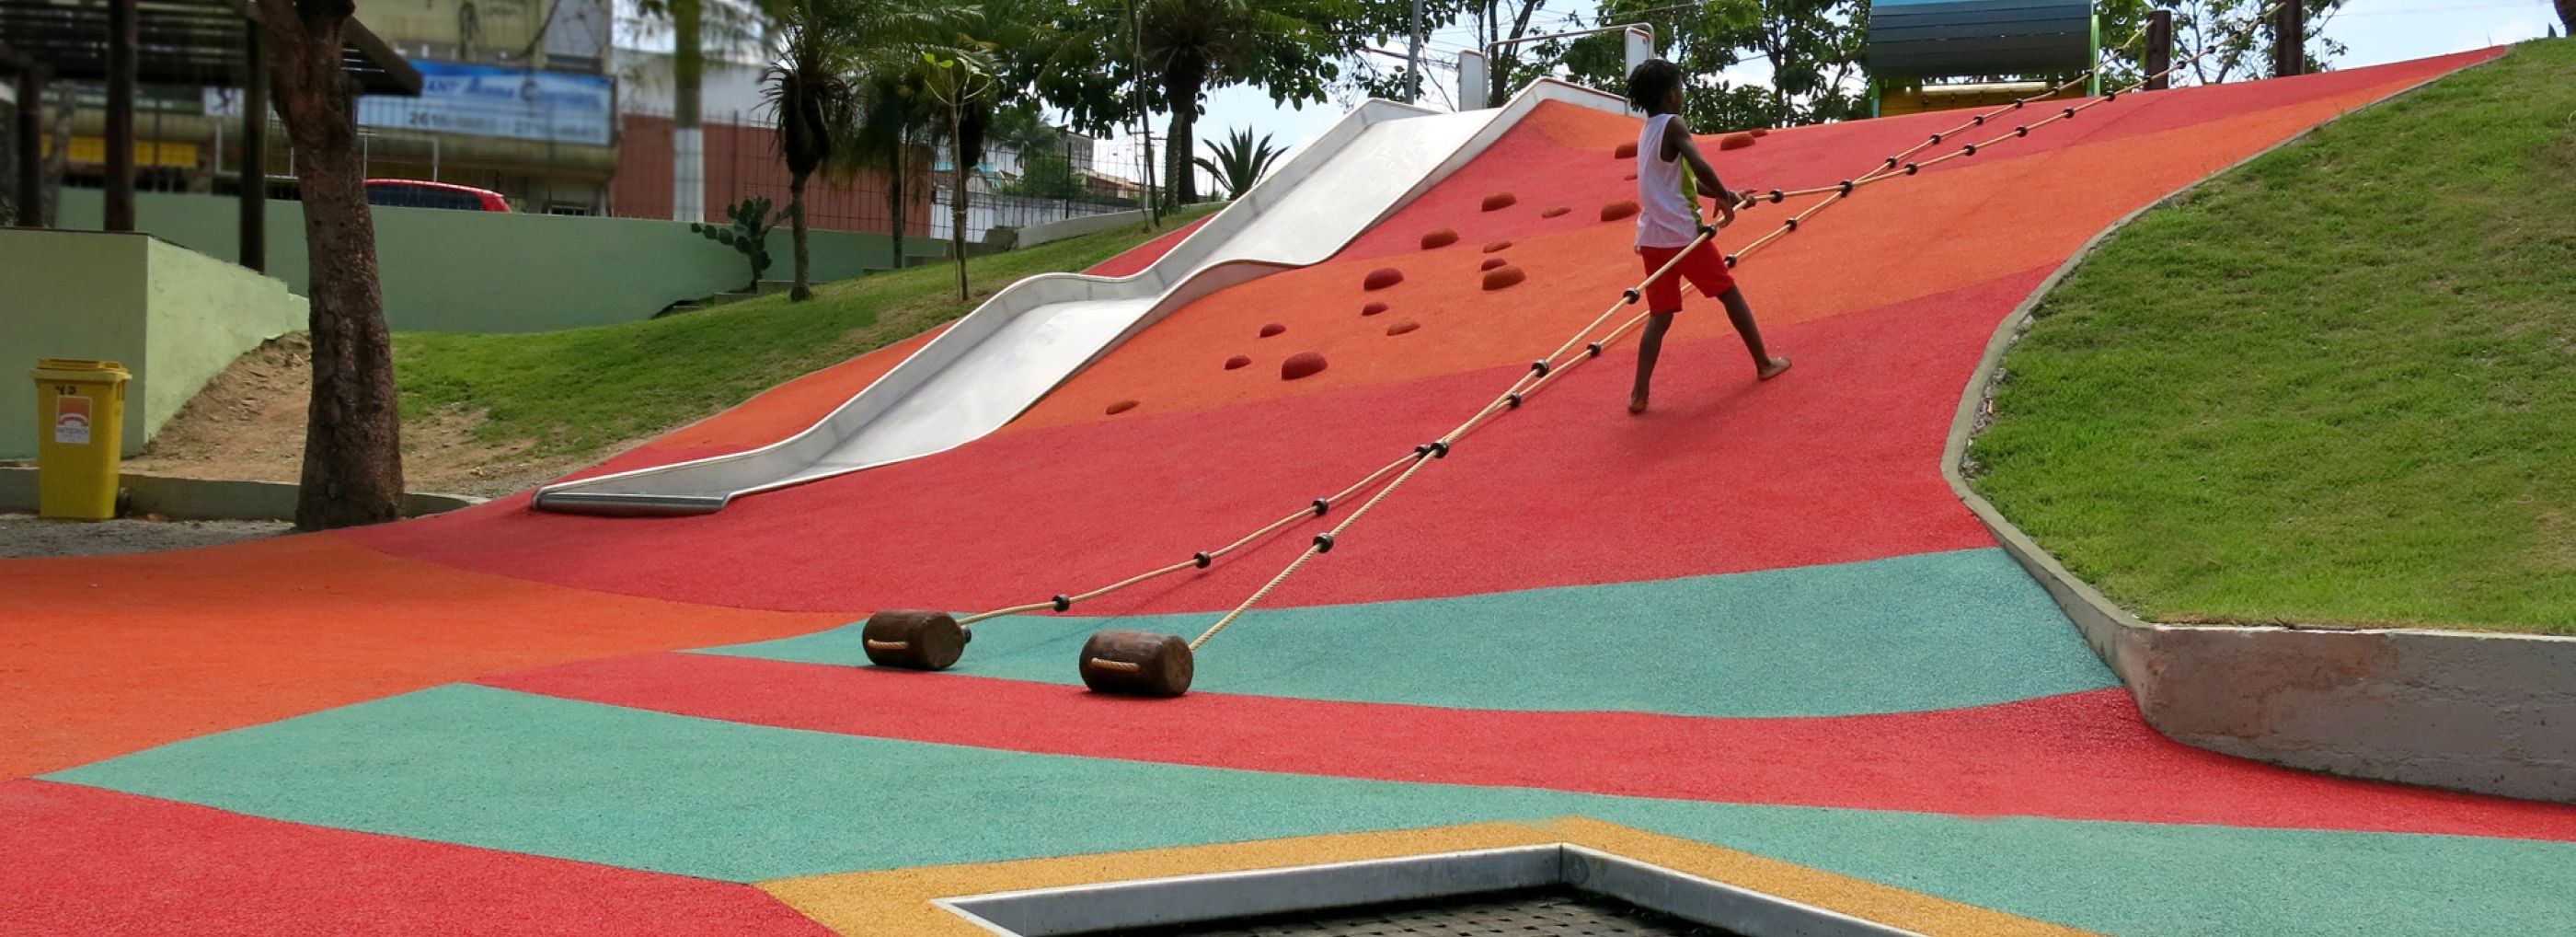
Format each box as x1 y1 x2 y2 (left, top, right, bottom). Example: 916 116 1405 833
1625 58 1682 113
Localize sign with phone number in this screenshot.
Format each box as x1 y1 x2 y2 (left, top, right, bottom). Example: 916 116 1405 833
359 60 615 146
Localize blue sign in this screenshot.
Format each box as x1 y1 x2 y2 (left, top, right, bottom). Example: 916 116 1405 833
361 61 615 146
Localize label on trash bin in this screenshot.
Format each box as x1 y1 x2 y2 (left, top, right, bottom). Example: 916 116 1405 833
54 395 91 445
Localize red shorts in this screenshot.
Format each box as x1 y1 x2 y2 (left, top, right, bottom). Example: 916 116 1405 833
1638 241 1735 311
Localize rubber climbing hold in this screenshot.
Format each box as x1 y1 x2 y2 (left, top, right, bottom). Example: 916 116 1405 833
1078 630 1191 698
1480 257 1508 272
1623 172 1639 181
1105 399 1139 415
1313 533 1337 553
1481 191 1517 212
1224 354 1252 370
1541 206 1571 218
1361 301 1389 317
1481 265 1526 291
1386 318 1420 336
1614 141 1638 158
1363 268 1404 291
1281 352 1328 380
1259 322 1286 338
1718 133 1755 150
1748 128 1770 137
1420 227 1460 249
1482 239 1513 253
862 610 971 671
1193 551 1213 569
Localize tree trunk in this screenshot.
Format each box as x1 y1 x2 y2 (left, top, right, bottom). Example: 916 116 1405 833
788 170 811 300
884 139 906 270
949 107 968 301
257 0 404 530
1161 61 1205 205
671 0 704 222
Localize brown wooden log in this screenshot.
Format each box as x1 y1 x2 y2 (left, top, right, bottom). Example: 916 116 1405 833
1078 630 1192 697
862 610 970 671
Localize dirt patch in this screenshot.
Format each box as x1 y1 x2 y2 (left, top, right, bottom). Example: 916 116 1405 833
124 334 596 498
0 514 293 559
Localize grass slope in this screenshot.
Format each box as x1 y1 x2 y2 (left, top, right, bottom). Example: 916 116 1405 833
1973 40 2576 634
394 206 1215 463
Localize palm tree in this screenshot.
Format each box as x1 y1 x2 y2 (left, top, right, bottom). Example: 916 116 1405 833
1191 126 1285 200
846 70 932 272
917 48 997 300
1132 0 1307 204
764 0 864 300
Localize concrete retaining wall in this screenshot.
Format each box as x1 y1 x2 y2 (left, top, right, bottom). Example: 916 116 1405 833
1 229 306 459
1946 56 2576 804
56 190 951 333
0 467 477 521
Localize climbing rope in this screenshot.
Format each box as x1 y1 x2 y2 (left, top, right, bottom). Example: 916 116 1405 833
953 5 2290 654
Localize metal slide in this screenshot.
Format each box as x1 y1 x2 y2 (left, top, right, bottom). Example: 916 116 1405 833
535 82 1632 515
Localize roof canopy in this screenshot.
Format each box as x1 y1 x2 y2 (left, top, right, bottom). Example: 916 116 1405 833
0 0 420 95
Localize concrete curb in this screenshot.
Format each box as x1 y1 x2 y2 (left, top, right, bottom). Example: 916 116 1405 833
0 467 481 522
1943 53 2576 804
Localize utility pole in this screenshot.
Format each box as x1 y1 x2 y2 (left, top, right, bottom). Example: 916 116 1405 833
1408 0 1423 103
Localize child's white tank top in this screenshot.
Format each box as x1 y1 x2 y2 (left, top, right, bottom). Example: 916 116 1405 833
1635 113 1702 249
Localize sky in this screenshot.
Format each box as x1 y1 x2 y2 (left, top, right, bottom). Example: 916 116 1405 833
1092 0 2565 188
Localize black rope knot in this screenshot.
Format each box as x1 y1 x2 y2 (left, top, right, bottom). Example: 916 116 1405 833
1767 189 1785 203
1837 179 1854 196
1415 441 1451 459
1964 144 1980 156
1903 163 1920 175
1783 217 1800 231
1621 287 1641 305
2015 126 2029 137
1723 254 1739 269
1529 360 1551 376
1312 498 1330 516
1193 551 1213 569
1585 341 1604 358
1505 392 1524 409
1051 594 1072 612
1312 533 1336 553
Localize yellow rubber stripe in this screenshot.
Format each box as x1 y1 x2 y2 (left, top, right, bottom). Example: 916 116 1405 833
755 818 2105 937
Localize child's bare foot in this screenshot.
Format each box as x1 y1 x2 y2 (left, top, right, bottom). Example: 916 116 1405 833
1628 392 1649 414
1757 356 1793 381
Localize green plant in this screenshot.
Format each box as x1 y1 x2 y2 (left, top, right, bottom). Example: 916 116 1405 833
1191 126 1284 200
692 196 784 293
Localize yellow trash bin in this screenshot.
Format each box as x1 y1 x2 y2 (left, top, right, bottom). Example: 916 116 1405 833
29 359 131 521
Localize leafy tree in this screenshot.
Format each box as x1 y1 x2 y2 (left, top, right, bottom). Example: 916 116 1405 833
1564 0 1865 132
1192 126 1286 199
919 48 998 299
2091 1 2350 87
253 0 403 528
845 69 934 270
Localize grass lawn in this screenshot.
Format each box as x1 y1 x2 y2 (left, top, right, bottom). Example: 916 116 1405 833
1970 39 2576 635
394 206 1215 465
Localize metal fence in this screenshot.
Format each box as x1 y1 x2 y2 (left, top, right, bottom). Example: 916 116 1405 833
616 104 1141 239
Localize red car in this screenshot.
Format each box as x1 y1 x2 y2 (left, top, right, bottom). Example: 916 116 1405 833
363 179 512 212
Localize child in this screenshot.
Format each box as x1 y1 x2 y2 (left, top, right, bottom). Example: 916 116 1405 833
1624 58 1791 415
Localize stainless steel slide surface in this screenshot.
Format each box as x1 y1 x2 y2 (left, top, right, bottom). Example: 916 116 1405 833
534 81 1632 515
